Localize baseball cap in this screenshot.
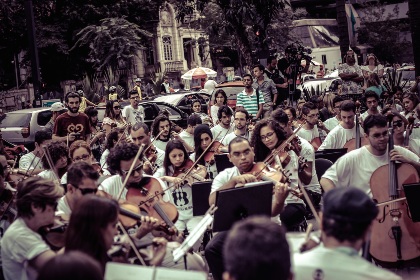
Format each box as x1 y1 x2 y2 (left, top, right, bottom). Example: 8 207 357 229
50 102 67 112
322 187 378 223
135 78 141 82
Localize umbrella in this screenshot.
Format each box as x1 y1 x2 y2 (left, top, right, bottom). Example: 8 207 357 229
181 67 217 80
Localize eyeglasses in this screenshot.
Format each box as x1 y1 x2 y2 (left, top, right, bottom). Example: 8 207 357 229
121 162 143 176
260 131 275 141
393 120 403 128
74 185 98 195
113 106 121 109
370 131 389 139
73 154 90 162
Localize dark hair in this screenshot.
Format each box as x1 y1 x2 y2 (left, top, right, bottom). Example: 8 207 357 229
253 64 265 71
37 251 103 280
163 140 189 176
332 96 344 107
228 137 250 153
392 86 403 94
65 195 118 271
67 161 99 188
363 53 379 66
65 92 81 103
16 177 63 218
224 216 291 280
364 90 379 102
367 73 380 87
250 119 286 162
310 95 321 104
35 130 52 145
213 89 228 105
217 105 233 120
194 125 213 166
84 106 98 117
301 102 318 115
105 100 123 121
340 100 356 113
234 108 250 120
104 128 123 150
243 74 253 81
128 90 139 98
151 114 170 138
131 122 150 134
284 107 296 119
267 56 277 64
41 141 70 177
322 217 372 243
187 114 202 127
271 109 289 125
363 114 388 135
107 142 141 174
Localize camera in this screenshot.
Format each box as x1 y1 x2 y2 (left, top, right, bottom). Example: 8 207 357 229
285 42 312 64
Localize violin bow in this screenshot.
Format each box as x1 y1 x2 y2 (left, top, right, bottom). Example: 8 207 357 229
42 145 60 181
116 221 147 266
117 144 146 202
297 178 321 225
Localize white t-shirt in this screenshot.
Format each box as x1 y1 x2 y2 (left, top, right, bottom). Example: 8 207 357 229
210 105 220 126
19 152 43 171
153 139 169 152
360 109 381 123
323 116 340 132
37 169 57 180
296 126 320 143
178 130 194 150
1 218 51 280
190 153 218 180
211 166 241 194
322 145 419 195
203 80 217 93
211 124 234 142
293 245 401 280
299 137 321 193
122 105 144 126
56 196 72 216
318 124 365 151
221 131 251 146
100 149 110 172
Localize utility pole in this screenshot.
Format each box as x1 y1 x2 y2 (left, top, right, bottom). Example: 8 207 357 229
408 0 420 77
336 0 350 62
24 0 42 107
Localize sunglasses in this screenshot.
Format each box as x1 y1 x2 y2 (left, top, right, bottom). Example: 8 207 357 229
121 162 143 176
114 106 121 109
393 120 403 128
77 187 98 195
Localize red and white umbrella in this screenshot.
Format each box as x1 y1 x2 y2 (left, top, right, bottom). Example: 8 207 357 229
181 66 217 80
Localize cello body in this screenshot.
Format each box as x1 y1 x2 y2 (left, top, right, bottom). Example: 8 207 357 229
310 137 322 151
369 163 420 265
343 137 369 152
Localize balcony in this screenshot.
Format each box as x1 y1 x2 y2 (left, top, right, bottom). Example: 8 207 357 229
164 61 184 73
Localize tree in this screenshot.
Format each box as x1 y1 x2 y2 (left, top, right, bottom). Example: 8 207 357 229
336 0 349 60
357 1 412 64
408 0 420 76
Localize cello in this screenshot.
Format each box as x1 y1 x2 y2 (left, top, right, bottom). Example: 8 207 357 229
369 118 420 267
343 100 368 152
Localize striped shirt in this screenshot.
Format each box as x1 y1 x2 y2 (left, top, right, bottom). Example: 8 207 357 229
236 88 264 117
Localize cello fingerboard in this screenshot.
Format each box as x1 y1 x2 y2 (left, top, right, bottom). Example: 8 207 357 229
153 203 175 228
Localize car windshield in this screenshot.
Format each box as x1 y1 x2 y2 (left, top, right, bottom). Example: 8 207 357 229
213 86 244 100
0 113 31 128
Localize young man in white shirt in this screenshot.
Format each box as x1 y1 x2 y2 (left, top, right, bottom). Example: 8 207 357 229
211 105 234 142
296 102 329 151
360 90 381 122
122 90 144 125
323 96 344 131
294 187 401 280
1 177 63 280
318 100 365 151
18 130 52 175
178 114 202 153
222 108 252 146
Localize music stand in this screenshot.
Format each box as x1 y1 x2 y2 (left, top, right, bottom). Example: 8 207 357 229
215 154 234 173
402 183 420 222
212 181 273 232
192 181 212 216
315 148 347 163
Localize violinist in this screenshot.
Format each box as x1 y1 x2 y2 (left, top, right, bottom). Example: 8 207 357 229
38 141 70 181
100 127 126 175
284 106 299 130
272 109 322 215
205 137 290 280
56 161 100 216
386 110 420 156
177 114 202 153
69 140 104 176
84 106 105 163
318 101 365 151
1 177 63 280
151 114 172 151
250 119 306 231
210 105 234 142
401 92 419 123
192 124 219 180
154 140 205 240
130 122 165 175
321 114 420 193
18 130 52 175
323 96 344 131
221 108 252 146
296 102 329 151
360 91 381 123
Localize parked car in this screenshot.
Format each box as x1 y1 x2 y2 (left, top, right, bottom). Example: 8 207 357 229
0 107 52 150
152 92 208 115
208 81 244 114
97 101 188 129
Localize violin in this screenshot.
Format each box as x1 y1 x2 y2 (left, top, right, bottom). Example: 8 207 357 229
143 146 158 175
203 141 223 165
172 159 207 183
38 215 69 251
404 112 416 147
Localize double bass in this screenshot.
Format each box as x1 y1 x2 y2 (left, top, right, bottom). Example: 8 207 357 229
369 120 420 267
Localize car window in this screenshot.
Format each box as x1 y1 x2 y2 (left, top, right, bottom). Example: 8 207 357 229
142 104 156 120
211 86 244 101
156 105 180 118
0 113 31 128
37 111 53 126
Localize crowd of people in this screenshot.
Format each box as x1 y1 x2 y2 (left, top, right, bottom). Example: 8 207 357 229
0 51 419 280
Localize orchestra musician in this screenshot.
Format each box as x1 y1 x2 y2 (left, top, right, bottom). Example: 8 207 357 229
323 96 344 132
250 119 306 230
18 131 52 175
221 108 252 146
296 102 329 151
402 92 419 123
100 127 126 175
69 140 104 176
192 124 220 180
205 137 290 280
150 114 172 152
320 114 420 194
386 110 420 156
318 100 365 151
177 114 202 153
38 141 70 181
210 105 234 142
1 177 63 280
294 187 401 280
360 91 381 123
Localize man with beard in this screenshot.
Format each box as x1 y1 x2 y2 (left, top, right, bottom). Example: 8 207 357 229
222 108 252 146
338 50 363 98
122 90 145 125
236 74 264 120
296 102 329 151
321 114 420 193
53 92 91 144
150 114 189 152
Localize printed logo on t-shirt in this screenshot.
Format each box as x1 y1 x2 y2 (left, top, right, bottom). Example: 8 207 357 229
67 123 84 134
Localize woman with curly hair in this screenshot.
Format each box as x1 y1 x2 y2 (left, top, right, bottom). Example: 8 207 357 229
38 140 70 181
102 100 127 136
